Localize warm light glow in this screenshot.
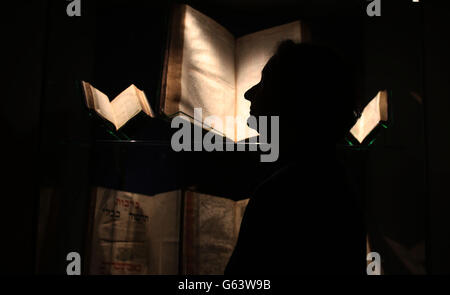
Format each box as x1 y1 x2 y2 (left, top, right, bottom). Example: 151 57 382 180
180 6 302 142
350 90 388 143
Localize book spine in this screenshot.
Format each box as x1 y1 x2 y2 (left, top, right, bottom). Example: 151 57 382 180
160 4 186 116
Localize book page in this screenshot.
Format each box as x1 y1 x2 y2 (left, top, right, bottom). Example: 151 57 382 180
82 81 95 109
82 81 117 127
135 86 155 117
110 85 143 130
180 6 236 139
234 21 302 141
234 199 250 239
88 187 181 275
350 90 388 143
183 191 249 274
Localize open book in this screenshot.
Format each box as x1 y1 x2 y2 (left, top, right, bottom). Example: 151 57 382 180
160 4 307 142
182 191 249 275
87 188 181 275
86 187 249 275
349 90 389 144
82 81 155 130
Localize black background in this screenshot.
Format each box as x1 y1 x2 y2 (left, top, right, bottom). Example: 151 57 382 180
1 0 449 274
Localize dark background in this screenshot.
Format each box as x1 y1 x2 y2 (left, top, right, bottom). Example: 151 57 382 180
1 0 449 274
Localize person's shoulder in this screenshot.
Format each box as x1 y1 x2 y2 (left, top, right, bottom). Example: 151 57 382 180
254 163 293 189
251 163 299 204
251 159 356 204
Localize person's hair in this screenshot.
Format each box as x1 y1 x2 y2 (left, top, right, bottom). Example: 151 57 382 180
270 40 357 140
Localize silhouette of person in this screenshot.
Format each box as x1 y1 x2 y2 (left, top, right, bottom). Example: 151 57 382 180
225 40 366 274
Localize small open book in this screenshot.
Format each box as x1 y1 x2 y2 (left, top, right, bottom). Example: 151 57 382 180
160 4 307 142
349 90 389 144
82 81 155 130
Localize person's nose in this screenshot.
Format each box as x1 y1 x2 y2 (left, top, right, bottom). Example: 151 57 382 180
244 83 259 103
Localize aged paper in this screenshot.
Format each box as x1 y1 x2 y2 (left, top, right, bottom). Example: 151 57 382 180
183 191 249 274
163 5 304 141
350 90 388 143
180 6 236 138
82 82 154 130
111 85 143 129
88 187 181 275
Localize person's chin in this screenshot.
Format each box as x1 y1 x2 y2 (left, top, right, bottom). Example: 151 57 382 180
249 108 259 118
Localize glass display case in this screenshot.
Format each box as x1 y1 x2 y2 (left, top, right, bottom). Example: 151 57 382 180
34 0 429 275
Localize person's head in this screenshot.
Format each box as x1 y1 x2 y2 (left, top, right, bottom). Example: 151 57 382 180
245 40 357 144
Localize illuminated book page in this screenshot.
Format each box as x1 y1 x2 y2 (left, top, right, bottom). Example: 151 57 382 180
180 6 236 139
82 81 117 127
110 85 143 130
234 21 302 141
350 90 388 143
89 187 181 275
83 82 154 130
135 87 154 117
183 191 249 274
